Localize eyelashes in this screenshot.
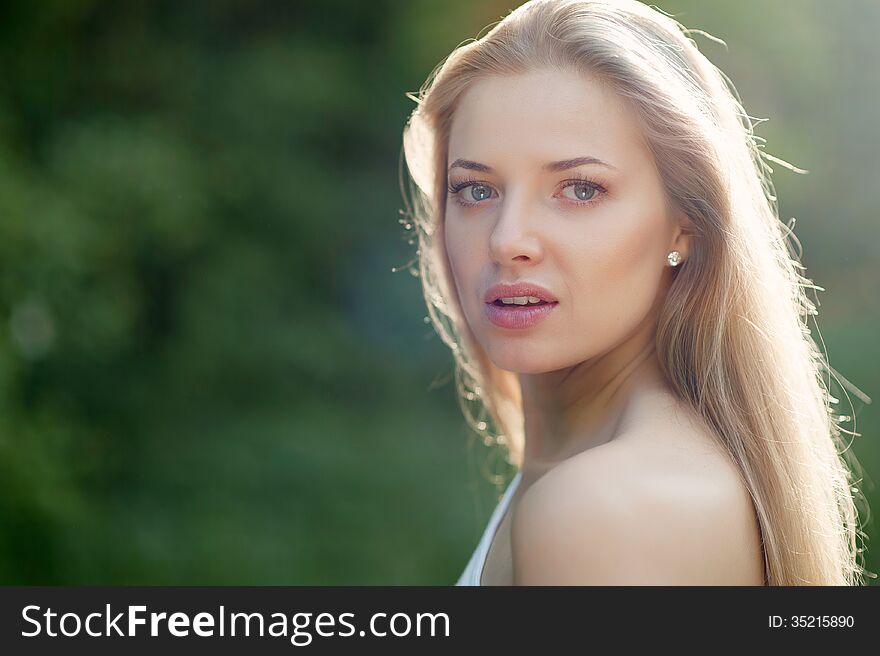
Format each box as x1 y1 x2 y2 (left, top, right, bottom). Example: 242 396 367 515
446 176 608 209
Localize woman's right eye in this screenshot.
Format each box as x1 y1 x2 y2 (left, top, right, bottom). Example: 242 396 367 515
463 184 492 201
448 181 496 207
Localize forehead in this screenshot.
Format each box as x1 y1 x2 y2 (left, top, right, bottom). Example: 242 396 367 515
448 67 648 171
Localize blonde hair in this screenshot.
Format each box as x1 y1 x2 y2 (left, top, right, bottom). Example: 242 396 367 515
400 0 872 585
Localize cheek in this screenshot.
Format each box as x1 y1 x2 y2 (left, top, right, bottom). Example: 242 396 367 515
568 203 666 332
443 218 481 310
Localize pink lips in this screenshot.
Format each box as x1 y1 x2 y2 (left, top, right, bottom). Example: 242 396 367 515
483 281 559 330
483 282 558 304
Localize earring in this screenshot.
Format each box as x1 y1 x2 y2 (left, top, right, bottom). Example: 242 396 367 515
667 250 683 267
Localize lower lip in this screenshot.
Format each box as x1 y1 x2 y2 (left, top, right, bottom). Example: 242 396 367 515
484 301 558 329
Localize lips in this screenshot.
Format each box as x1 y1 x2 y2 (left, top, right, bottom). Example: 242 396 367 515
483 298 558 329
481 281 559 330
483 282 559 304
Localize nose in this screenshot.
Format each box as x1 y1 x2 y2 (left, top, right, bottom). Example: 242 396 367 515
488 191 543 265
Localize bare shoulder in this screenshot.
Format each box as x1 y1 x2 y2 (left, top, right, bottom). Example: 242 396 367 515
511 424 766 585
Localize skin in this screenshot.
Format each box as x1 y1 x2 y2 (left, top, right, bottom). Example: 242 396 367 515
444 67 766 585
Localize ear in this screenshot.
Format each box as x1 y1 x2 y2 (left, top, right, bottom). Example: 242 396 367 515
670 209 695 260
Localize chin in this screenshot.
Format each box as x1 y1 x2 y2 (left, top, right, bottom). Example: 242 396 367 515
482 340 562 375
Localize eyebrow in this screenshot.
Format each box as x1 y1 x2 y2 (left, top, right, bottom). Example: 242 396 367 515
448 156 619 174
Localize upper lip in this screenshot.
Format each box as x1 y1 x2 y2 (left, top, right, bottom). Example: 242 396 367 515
484 281 559 303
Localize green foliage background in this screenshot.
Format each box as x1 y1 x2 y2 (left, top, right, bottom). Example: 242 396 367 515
0 0 876 584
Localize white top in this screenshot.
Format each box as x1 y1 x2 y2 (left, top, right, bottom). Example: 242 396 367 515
455 471 523 586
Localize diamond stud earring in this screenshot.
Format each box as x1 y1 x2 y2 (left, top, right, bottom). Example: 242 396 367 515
667 250 683 267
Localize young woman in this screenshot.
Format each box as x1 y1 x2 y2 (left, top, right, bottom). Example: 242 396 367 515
400 0 870 585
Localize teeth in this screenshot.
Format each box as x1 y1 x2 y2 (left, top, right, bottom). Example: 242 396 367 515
499 295 544 305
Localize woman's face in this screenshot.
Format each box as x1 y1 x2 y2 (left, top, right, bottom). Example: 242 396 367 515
444 67 689 374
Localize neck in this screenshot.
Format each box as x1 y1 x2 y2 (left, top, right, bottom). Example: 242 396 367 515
518 311 669 472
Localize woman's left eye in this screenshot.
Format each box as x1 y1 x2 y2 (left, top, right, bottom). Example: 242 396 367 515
559 180 604 203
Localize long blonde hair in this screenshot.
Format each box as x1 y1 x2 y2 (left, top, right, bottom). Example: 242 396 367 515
400 0 871 585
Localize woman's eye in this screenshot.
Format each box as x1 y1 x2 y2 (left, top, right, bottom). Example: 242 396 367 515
447 182 496 207
562 182 598 202
464 184 492 201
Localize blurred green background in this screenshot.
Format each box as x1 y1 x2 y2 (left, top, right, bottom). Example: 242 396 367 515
0 0 876 584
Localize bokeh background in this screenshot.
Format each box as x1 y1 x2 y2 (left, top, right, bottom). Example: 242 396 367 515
0 0 877 584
